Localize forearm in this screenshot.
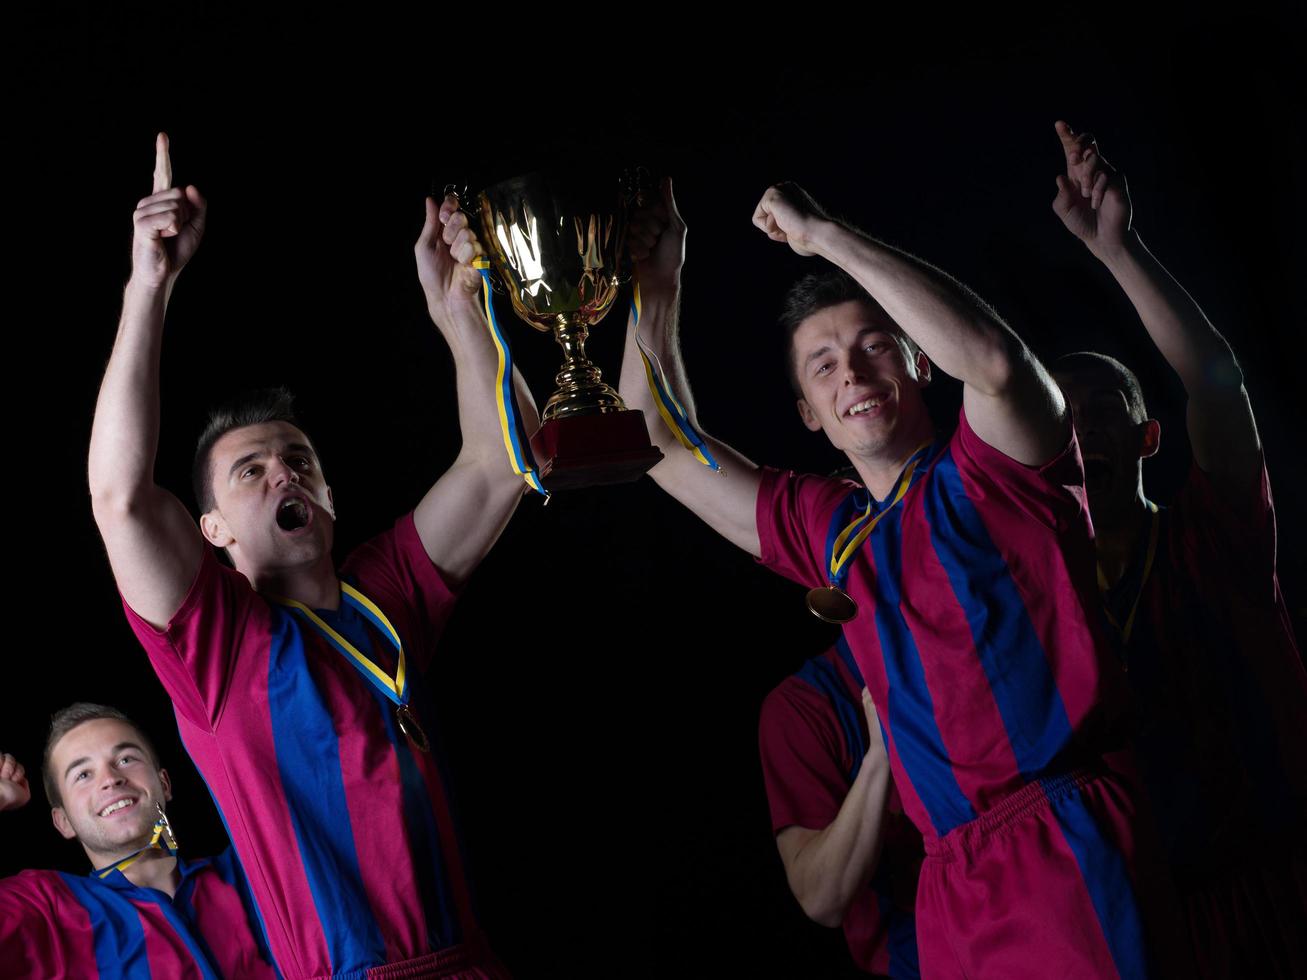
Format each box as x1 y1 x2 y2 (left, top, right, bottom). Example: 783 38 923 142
88 278 170 509
809 222 1021 394
432 296 540 473
780 758 891 927
618 290 693 453
413 296 532 586
617 290 762 554
1099 234 1244 394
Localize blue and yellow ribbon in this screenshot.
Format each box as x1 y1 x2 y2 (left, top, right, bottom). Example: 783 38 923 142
1098 499 1160 646
474 256 548 497
630 280 721 472
275 582 411 708
95 806 178 879
823 441 935 591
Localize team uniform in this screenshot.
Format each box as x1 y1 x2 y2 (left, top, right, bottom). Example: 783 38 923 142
757 407 1170 979
0 849 275 979
758 638 922 978
1104 459 1307 978
123 513 508 979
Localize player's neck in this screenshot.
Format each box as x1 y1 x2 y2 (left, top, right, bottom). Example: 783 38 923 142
121 848 180 897
1095 488 1152 587
849 418 935 501
85 840 180 897
248 556 341 610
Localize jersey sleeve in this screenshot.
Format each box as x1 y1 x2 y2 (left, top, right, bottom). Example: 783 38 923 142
758 677 852 834
121 548 266 731
340 512 459 673
1173 455 1277 589
0 872 92 980
952 405 1088 531
756 467 857 589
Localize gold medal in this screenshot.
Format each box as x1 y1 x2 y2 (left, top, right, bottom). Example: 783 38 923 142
396 705 430 753
806 586 858 624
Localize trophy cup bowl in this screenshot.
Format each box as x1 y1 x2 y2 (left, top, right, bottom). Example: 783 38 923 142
472 169 664 490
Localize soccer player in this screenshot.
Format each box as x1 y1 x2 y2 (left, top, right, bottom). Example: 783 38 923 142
0 703 274 979
619 178 1177 976
87 135 528 978
758 637 921 977
1049 119 1307 977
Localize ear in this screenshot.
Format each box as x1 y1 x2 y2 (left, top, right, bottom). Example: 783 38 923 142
199 510 234 548
325 485 336 519
1138 418 1161 459
51 807 76 841
796 398 822 433
914 350 932 387
158 768 172 803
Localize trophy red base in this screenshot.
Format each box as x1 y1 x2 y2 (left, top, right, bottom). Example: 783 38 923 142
529 410 664 491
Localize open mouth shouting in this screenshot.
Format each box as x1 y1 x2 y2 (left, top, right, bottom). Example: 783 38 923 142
275 495 312 533
1081 453 1115 496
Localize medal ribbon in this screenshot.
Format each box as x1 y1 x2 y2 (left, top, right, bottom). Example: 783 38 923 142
630 279 721 471
473 256 548 498
95 806 178 879
1098 500 1160 645
824 442 934 590
275 582 410 710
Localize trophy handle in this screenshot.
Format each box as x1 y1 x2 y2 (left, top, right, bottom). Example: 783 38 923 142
613 166 656 287
437 182 506 294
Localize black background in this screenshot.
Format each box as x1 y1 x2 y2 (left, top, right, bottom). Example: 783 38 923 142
8 6 1305 977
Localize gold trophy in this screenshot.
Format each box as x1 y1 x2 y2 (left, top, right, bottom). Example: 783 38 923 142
465 170 664 491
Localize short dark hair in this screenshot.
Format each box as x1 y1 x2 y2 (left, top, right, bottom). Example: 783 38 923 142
192 387 308 512
1053 351 1148 423
43 703 160 808
779 269 920 396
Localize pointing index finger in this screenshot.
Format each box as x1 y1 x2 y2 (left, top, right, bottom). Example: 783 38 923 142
153 132 173 193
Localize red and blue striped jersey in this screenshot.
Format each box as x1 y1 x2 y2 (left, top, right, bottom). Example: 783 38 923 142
1110 459 1307 878
758 409 1131 843
123 513 504 979
0 851 275 979
759 639 922 977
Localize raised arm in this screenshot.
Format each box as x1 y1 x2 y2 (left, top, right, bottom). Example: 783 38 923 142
774 689 892 927
1052 120 1261 496
0 753 30 813
410 195 536 587
754 184 1068 466
618 179 762 556
88 134 207 627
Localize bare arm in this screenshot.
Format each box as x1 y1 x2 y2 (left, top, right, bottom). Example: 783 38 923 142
88 134 206 627
1053 121 1261 496
411 196 534 588
618 179 762 556
754 184 1068 466
776 688 892 927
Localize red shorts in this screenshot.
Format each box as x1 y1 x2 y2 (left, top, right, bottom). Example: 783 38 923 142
915 768 1184 979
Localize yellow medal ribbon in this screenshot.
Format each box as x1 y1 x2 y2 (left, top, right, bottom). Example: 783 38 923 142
95 805 178 879
1098 500 1160 647
827 441 933 586
274 582 408 704
631 280 721 471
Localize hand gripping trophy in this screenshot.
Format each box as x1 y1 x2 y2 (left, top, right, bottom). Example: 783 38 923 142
458 169 715 493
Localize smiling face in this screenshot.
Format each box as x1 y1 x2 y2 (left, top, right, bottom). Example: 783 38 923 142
199 421 335 576
791 299 933 465
1054 364 1159 529
48 718 172 865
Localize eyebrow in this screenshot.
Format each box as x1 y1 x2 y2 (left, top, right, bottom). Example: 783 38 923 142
62 741 148 782
227 443 317 480
802 328 892 370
